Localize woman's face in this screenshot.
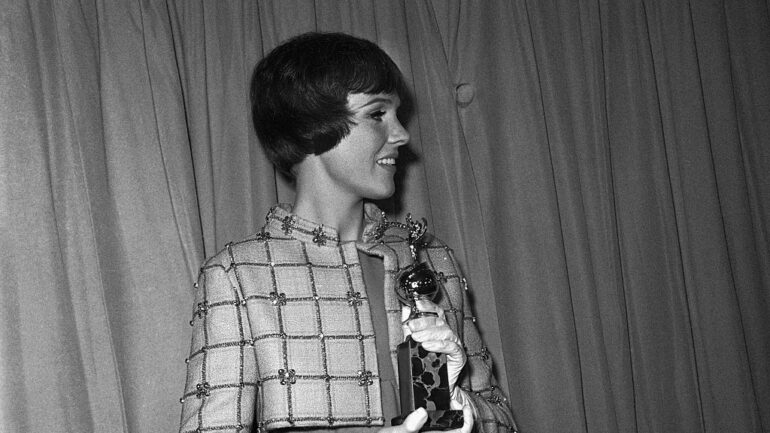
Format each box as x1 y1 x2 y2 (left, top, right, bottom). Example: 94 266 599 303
316 92 410 201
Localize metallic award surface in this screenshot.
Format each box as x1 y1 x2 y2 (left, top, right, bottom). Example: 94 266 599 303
391 216 464 431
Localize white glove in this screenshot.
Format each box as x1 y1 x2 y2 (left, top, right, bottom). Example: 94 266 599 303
401 300 467 400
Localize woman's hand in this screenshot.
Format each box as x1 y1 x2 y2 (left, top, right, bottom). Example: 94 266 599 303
377 408 428 432
403 300 467 394
378 405 474 433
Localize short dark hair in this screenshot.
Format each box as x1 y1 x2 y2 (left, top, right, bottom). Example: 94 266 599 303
250 32 410 176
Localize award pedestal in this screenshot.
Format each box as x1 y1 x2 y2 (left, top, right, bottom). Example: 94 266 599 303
391 336 464 431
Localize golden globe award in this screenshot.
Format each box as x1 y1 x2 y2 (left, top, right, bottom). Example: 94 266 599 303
391 216 463 431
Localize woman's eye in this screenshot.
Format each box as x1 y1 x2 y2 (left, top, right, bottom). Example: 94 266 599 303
370 110 386 120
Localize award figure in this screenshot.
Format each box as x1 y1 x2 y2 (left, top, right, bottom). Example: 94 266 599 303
391 216 464 431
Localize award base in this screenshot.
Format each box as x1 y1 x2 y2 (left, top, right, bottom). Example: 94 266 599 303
391 410 465 432
391 337 464 431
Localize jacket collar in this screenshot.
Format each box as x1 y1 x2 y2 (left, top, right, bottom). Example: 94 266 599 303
262 202 408 246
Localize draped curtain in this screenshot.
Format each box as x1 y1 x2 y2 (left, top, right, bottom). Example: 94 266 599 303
2 1 768 432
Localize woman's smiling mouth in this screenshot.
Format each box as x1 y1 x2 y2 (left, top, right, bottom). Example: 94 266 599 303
376 157 397 166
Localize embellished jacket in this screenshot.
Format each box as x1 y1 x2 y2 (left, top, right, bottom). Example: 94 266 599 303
179 204 517 432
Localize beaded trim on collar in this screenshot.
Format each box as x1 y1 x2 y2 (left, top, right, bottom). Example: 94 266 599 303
261 203 395 246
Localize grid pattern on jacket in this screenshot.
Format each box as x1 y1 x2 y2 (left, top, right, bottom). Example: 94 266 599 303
179 204 518 432
181 239 387 431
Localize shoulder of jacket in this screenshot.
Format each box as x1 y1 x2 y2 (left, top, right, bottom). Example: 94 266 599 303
421 231 454 254
199 233 292 270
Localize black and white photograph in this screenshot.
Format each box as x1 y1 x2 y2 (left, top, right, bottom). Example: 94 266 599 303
1 1 768 432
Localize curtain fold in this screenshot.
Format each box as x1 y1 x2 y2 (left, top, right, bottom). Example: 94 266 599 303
92 2 195 431
2 1 768 432
2 1 129 431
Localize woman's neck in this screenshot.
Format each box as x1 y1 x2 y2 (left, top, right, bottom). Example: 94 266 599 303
293 190 365 242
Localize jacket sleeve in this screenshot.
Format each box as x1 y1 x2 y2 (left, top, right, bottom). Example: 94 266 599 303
179 256 259 433
457 278 519 433
426 243 518 433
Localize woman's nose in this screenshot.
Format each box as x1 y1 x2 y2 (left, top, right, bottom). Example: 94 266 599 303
389 119 410 146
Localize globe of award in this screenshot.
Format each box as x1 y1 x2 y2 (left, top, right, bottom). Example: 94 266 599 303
391 216 464 431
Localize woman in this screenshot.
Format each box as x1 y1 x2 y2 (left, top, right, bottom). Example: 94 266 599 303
179 32 517 433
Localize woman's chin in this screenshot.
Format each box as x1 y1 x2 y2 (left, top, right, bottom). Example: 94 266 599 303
365 184 396 201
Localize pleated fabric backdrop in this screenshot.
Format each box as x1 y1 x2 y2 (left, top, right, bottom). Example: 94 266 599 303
1 1 768 432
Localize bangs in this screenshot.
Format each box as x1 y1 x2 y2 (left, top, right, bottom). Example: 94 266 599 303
345 55 407 97
316 43 409 100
